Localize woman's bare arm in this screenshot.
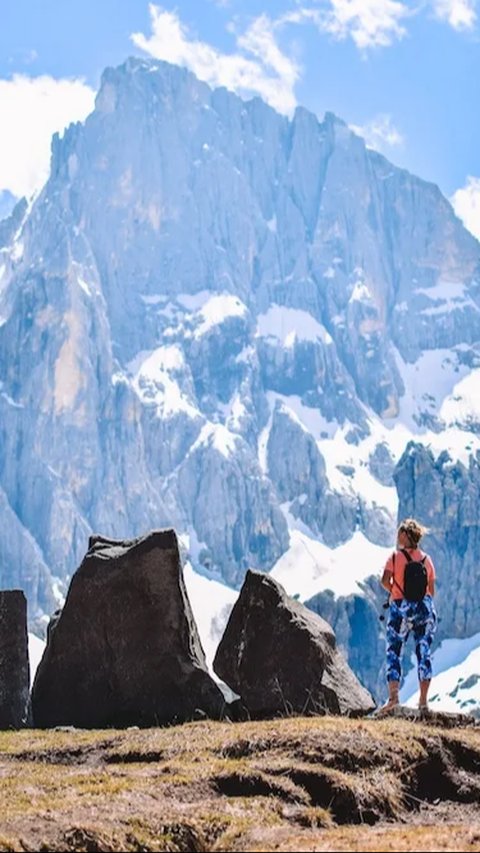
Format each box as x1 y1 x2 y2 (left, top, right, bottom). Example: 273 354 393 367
381 568 392 593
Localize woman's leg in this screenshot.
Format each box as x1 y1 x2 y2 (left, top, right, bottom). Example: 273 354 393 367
419 678 431 708
379 603 404 713
413 599 437 710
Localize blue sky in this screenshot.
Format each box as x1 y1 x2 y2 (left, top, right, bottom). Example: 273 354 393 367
0 0 479 234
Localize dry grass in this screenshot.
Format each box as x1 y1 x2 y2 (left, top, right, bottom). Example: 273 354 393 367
0 714 479 851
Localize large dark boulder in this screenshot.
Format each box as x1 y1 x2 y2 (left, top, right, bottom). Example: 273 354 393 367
0 590 30 728
214 570 375 717
31 530 225 728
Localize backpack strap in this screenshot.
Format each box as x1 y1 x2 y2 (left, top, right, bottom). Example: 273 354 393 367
404 549 427 565
400 548 428 565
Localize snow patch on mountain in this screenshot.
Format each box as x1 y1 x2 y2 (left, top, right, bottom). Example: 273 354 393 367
257 305 333 347
391 347 472 429
189 422 239 459
415 280 475 314
316 425 397 512
130 345 199 419
268 392 339 441
440 369 480 428
28 633 46 682
183 561 236 672
272 527 391 601
401 632 480 716
194 294 248 338
350 280 373 303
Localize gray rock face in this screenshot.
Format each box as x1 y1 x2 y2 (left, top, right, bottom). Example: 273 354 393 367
358 500 397 548
31 530 226 728
266 405 395 548
318 491 359 548
0 198 27 250
369 443 395 487
257 334 366 427
266 402 328 516
172 426 289 587
0 485 56 621
0 590 30 728
214 570 375 717
0 57 479 663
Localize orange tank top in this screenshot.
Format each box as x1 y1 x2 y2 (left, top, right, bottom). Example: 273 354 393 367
384 549 436 600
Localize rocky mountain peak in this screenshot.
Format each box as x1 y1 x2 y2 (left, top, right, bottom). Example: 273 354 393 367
1 61 480 710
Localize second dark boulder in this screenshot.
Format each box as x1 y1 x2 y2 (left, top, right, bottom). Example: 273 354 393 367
214 570 375 717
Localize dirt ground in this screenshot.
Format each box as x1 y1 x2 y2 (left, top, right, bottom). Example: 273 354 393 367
0 712 479 851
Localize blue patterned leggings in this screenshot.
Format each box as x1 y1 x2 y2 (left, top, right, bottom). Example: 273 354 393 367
386 596 437 683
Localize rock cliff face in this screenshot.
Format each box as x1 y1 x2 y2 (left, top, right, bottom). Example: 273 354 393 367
1 59 480 701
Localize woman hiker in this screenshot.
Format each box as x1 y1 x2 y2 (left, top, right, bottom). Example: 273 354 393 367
378 518 437 715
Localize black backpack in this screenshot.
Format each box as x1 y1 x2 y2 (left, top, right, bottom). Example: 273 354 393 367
394 549 428 602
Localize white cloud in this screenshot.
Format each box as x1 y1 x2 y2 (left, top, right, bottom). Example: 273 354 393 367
350 114 404 151
0 74 95 199
451 177 480 240
277 7 323 26
432 0 477 30
130 0 478 126
279 2 408 50
237 15 298 85
283 0 478 47
131 4 300 114
320 0 410 49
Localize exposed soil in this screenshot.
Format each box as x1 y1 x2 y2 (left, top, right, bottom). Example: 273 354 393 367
0 711 479 851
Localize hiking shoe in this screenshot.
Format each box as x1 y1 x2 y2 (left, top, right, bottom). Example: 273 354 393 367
372 698 400 718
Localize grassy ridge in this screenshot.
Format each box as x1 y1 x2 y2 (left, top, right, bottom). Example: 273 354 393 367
0 715 479 851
